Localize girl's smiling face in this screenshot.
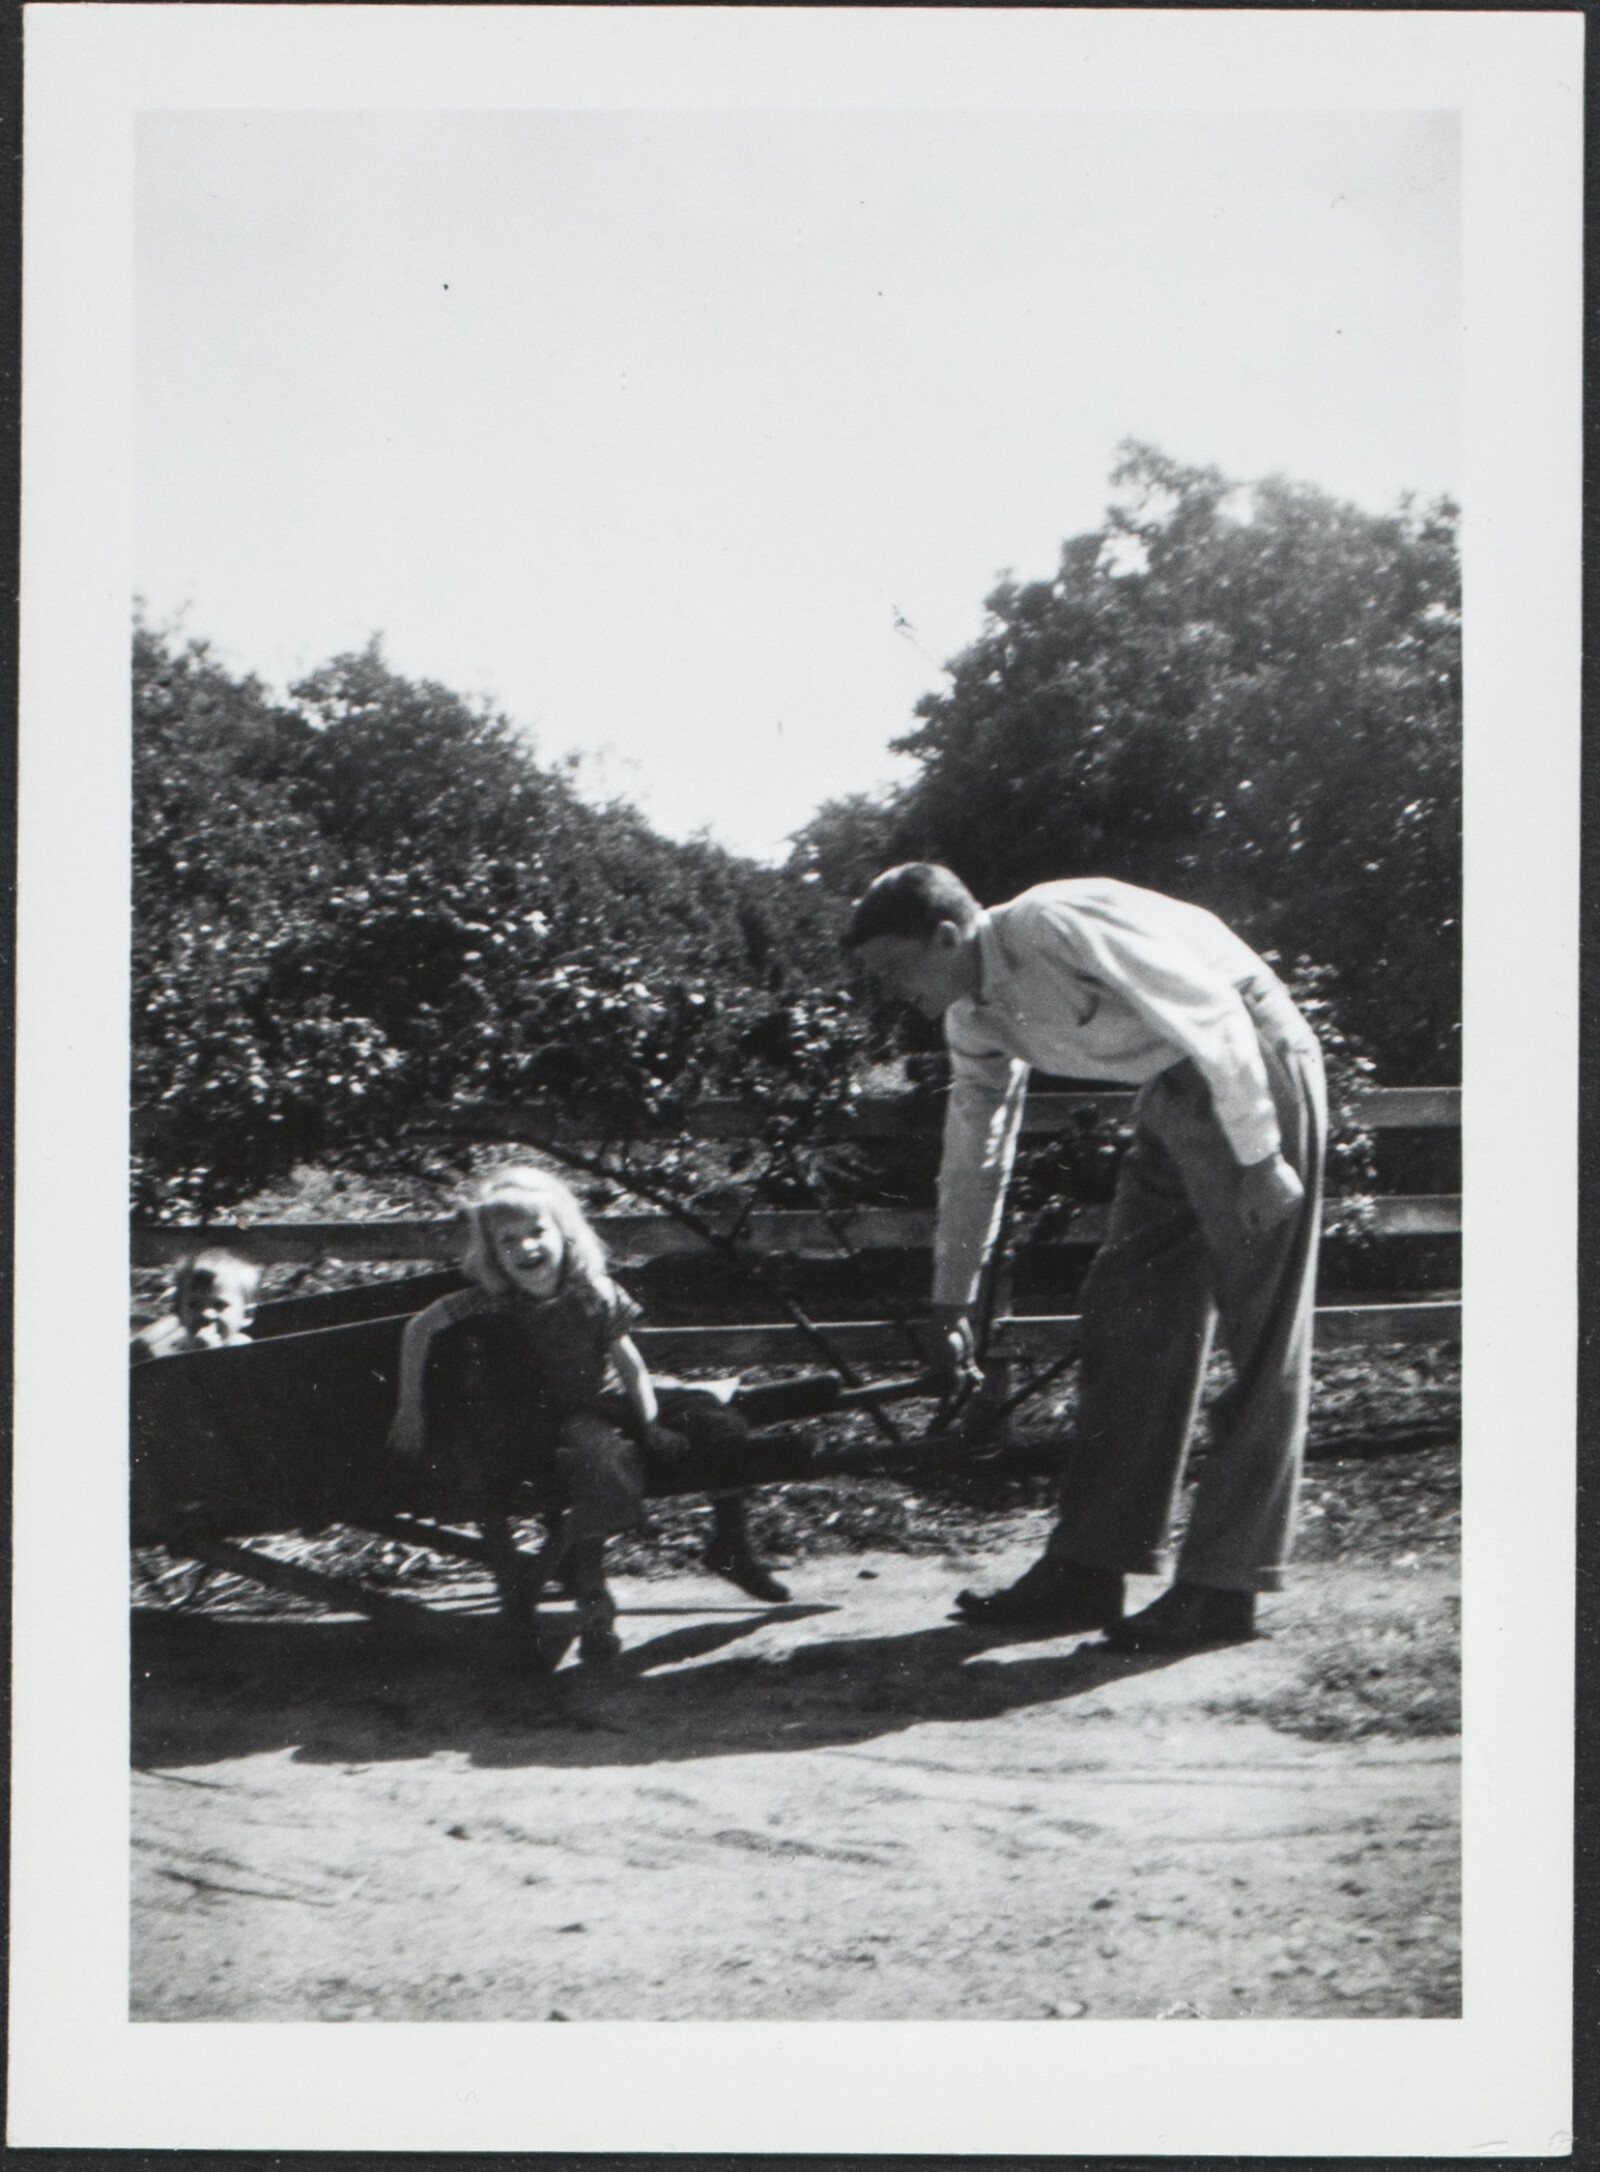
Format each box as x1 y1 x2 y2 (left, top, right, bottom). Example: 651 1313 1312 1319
483 1201 566 1299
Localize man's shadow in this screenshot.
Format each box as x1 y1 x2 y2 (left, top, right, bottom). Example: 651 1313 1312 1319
133 1601 1198 1775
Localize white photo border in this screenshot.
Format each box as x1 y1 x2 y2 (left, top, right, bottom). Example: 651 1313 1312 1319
12 4 1581 2154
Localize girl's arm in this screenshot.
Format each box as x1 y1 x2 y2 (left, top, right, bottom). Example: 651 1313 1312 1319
388 1289 484 1455
611 1333 659 1429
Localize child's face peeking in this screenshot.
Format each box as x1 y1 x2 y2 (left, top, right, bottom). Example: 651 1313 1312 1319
484 1202 566 1298
176 1269 251 1344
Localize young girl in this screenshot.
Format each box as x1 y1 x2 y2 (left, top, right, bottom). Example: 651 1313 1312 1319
130 1250 261 1363
388 1166 787 1662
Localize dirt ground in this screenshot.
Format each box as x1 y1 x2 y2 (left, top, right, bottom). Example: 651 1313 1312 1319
132 1430 1459 2022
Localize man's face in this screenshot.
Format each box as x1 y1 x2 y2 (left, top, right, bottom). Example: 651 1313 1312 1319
855 927 968 1020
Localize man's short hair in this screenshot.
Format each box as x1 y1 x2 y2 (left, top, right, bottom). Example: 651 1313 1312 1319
843 863 981 949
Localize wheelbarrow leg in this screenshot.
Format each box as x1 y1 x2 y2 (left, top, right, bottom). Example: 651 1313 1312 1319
473 1510 573 1673
156 1529 459 1642
480 1509 611 1668
476 1510 541 1617
564 1532 622 1665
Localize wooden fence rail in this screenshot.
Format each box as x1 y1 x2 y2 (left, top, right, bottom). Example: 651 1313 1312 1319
131 1194 1462 1268
132 1084 1461 1353
398 1084 1459 1145
627 1303 1464 1369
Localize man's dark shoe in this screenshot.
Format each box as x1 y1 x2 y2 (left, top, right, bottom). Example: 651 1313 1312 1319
954 1557 1123 1632
1104 1580 1257 1652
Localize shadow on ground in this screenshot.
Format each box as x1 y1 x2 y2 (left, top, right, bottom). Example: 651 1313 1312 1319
133 1603 1199 1774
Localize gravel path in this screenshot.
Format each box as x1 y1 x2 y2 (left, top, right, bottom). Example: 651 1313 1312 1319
132 1549 1458 2021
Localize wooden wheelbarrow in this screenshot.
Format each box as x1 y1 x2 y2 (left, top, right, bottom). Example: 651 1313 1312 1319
131 1271 945 1655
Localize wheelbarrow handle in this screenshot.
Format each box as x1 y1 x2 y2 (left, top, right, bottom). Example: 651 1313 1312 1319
831 1370 943 1410
728 1369 940 1427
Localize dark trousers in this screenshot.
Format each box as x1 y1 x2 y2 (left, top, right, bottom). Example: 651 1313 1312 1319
551 1414 649 1542
562 1388 751 1541
1047 989 1326 1593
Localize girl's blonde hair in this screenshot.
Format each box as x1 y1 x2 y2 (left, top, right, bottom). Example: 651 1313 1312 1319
457 1165 612 1304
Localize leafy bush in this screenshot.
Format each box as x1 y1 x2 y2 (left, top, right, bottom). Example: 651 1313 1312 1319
133 628 860 1218
136 440 1454 1236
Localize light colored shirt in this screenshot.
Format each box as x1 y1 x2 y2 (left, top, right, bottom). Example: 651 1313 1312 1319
934 879 1284 1306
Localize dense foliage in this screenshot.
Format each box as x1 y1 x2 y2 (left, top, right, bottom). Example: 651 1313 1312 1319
135 444 1456 1225
133 630 859 1217
793 444 1461 1083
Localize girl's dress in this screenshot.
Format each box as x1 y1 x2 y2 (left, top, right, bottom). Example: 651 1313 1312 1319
393 1273 748 1537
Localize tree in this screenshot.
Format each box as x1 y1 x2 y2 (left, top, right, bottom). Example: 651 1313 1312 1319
132 628 404 1213
132 629 860 1217
787 792 902 905
800 444 1461 1082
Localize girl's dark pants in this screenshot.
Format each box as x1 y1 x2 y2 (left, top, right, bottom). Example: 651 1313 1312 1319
552 1393 751 1543
1046 985 1327 1594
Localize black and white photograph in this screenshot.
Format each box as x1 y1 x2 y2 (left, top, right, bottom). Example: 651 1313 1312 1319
11 4 1580 2155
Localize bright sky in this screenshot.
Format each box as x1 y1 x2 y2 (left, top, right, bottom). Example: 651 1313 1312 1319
137 108 1458 861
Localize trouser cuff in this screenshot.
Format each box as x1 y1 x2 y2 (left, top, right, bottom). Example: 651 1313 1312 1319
1174 1555 1286 1594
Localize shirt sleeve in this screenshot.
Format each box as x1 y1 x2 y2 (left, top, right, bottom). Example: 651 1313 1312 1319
602 1281 645 1341
932 1034 1031 1309
1033 896 1281 1165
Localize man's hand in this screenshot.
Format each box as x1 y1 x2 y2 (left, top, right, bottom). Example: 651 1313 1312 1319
929 1303 986 1397
1238 1151 1305 1236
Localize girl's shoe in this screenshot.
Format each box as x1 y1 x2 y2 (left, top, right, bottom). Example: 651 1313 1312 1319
705 1537 790 1604
575 1595 622 1665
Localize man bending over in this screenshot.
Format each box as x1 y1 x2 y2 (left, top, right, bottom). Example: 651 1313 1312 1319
846 864 1325 1653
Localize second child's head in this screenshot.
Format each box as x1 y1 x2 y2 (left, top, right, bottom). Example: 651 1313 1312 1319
459 1166 609 1305
174 1251 260 1345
